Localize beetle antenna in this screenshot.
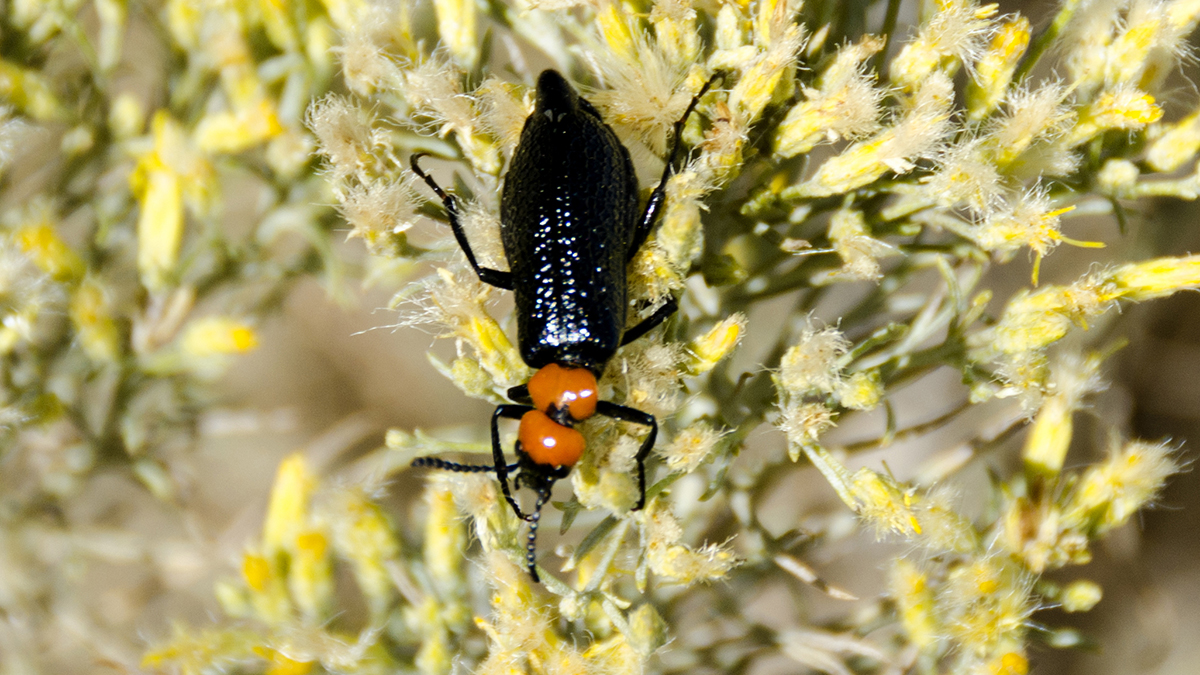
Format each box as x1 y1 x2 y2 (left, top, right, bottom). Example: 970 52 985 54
525 488 549 583
412 457 519 473
665 71 725 168
410 153 452 203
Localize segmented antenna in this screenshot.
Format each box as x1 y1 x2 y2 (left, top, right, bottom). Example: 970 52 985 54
411 457 518 473
525 489 549 583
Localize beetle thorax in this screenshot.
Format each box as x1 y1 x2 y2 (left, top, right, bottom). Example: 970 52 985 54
528 363 598 423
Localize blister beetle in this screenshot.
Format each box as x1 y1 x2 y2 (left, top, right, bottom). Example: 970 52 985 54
411 69 716 581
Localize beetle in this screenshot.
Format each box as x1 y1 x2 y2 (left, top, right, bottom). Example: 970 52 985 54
411 69 716 581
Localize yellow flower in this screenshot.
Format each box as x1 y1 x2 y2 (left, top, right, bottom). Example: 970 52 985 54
778 325 849 396
402 57 499 175
256 0 300 52
1023 393 1075 476
1023 352 1107 475
242 550 292 624
644 500 739 583
972 191 1093 284
339 177 421 255
131 112 216 291
428 269 528 392
924 138 1003 214
788 73 954 198
424 484 467 597
70 279 121 363
142 626 263 673
1060 580 1103 613
888 0 999 93
650 0 701 66
975 280 1109 355
820 208 895 282
656 171 708 271
0 58 66 120
1147 108 1200 172
837 370 883 410
852 468 922 537
164 0 203 50
942 556 1033 661
727 2 804 123
891 560 941 650
433 0 478 69
180 317 259 357
596 0 639 65
15 223 84 282
195 98 285 154
985 83 1075 169
780 403 836 459
967 16 1031 120
1107 254 1200 301
682 313 746 376
1001 496 1091 572
327 489 402 618
1064 440 1179 534
662 421 724 474
263 454 316 554
135 167 184 291
1102 4 1174 90
109 92 145 138
1066 87 1163 147
307 94 386 182
290 530 334 621
1096 158 1140 198
774 35 884 158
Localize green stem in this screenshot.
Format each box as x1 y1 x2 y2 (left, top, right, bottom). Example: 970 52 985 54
843 399 973 453
1014 0 1082 83
874 0 905 75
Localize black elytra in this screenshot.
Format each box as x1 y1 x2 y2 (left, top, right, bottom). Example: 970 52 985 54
411 69 718 582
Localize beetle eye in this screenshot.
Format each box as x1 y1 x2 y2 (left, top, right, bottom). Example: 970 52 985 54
519 409 585 467
529 363 599 421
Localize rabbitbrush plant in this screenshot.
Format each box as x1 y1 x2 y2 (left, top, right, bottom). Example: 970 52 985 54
0 0 1197 674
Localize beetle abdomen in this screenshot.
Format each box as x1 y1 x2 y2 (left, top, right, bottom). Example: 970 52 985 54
501 71 640 374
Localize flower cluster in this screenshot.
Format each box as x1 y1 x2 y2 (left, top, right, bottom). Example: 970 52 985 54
0 0 345 670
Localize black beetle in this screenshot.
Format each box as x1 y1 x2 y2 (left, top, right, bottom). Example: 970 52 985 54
411 69 716 581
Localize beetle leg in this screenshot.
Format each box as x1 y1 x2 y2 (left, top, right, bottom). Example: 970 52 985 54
620 297 678 347
411 153 515 290
595 401 658 511
493 404 534 518
506 383 533 405
628 74 724 257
